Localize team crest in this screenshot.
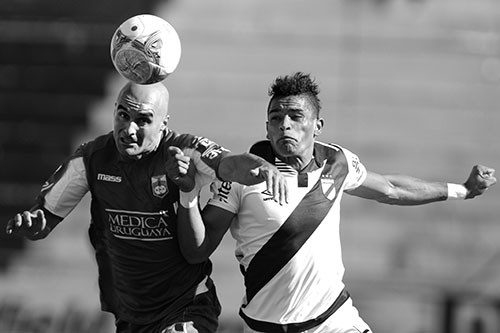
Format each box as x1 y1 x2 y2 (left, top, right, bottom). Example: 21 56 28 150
151 174 168 198
321 175 336 200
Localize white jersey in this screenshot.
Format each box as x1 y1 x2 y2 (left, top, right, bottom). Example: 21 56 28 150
208 141 367 326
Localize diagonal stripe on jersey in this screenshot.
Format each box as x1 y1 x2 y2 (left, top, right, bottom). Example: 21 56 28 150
242 145 349 305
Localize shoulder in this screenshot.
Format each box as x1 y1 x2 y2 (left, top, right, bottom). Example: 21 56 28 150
164 130 194 147
314 141 346 163
314 141 365 180
314 141 360 162
317 141 367 187
75 132 115 160
249 140 275 163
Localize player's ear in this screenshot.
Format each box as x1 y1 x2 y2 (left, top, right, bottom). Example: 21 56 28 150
160 116 169 131
265 121 270 139
313 118 324 137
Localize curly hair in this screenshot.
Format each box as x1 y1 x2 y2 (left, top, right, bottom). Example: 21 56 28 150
268 72 321 116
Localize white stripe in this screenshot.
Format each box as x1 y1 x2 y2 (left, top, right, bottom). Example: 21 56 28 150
275 158 297 175
105 208 165 216
113 235 173 241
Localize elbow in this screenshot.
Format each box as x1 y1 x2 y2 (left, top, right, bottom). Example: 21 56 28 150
217 154 237 182
375 189 428 206
375 188 400 205
376 196 399 205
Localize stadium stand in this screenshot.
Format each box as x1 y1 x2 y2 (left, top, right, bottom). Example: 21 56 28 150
0 0 160 269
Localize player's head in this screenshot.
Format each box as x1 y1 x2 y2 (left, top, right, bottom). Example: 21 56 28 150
267 72 322 118
266 72 324 164
113 82 170 160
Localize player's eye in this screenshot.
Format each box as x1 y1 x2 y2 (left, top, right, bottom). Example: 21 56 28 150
135 117 152 126
116 109 130 121
269 114 282 122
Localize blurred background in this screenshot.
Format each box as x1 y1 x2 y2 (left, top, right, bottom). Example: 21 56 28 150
1 0 500 332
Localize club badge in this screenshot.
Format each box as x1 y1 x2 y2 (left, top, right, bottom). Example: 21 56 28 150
321 175 336 200
151 174 168 198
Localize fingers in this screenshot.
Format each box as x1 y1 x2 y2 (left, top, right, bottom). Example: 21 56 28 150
166 146 196 192
176 159 191 177
5 214 20 234
23 211 35 228
277 175 288 206
167 146 183 156
167 146 191 178
254 167 288 205
465 165 497 198
475 165 497 186
476 165 495 177
249 168 259 178
36 210 47 232
6 210 47 237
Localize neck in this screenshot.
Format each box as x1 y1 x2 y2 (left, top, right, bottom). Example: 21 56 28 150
277 151 314 172
119 134 164 162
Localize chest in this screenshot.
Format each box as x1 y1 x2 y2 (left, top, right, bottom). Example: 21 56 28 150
88 157 178 213
238 168 329 225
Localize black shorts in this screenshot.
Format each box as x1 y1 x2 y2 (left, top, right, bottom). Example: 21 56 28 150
115 277 222 333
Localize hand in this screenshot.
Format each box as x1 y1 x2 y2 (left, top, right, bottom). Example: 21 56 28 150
464 165 496 199
250 164 288 205
6 209 48 240
166 146 195 192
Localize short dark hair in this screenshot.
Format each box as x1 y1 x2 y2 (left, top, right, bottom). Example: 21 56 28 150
268 72 321 116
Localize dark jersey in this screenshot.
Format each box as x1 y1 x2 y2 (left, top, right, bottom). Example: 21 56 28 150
38 130 229 324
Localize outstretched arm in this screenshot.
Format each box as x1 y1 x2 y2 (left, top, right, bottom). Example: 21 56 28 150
218 153 288 204
167 147 288 204
347 165 496 205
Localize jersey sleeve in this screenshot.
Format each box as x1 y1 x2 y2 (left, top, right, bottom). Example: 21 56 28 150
341 148 367 191
206 180 240 214
38 156 89 218
180 135 230 180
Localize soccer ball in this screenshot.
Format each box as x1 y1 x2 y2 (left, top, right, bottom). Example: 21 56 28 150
110 14 181 84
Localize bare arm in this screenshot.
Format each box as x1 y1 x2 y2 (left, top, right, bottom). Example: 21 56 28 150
167 147 288 204
347 165 496 205
347 172 448 205
218 153 288 204
177 192 234 264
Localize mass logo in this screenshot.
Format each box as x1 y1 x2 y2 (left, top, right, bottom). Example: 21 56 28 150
97 173 122 183
151 174 168 198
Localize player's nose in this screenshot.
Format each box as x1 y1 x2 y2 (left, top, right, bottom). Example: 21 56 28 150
279 116 292 131
126 121 139 137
